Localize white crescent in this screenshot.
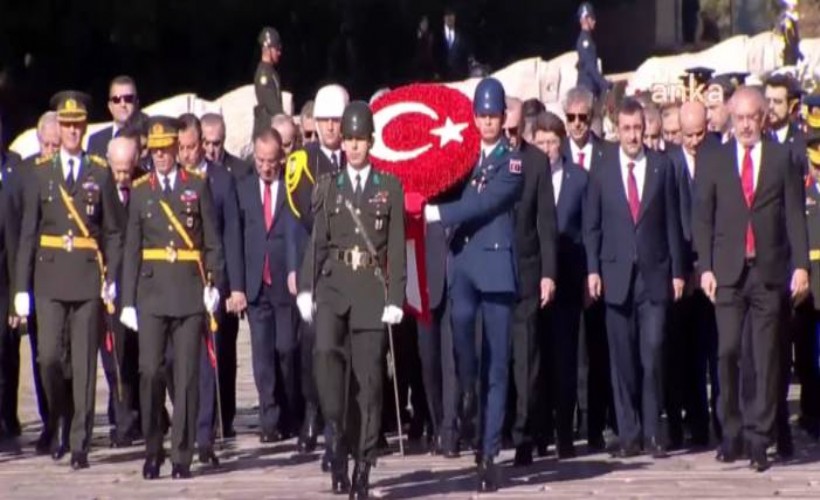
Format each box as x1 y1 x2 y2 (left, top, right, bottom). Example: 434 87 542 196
371 102 439 162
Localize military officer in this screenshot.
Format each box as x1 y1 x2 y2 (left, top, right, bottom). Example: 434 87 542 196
119 116 223 480
576 3 611 100
253 27 284 138
14 91 123 469
296 101 406 499
424 77 524 492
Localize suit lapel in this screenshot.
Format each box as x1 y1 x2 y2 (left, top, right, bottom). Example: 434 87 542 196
271 176 286 233
637 156 660 224
726 140 748 209
752 141 773 209
610 158 633 223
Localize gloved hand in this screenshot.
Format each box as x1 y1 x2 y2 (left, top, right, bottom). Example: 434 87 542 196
381 304 404 325
101 281 117 304
297 292 313 323
120 306 138 331
14 293 30 317
203 286 220 313
424 204 441 223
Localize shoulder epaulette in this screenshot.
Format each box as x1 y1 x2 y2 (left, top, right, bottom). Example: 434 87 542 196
184 166 206 179
132 173 151 188
88 154 108 167
35 154 54 166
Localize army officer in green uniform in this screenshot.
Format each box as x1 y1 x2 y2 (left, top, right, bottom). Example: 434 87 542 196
296 101 406 499
253 26 284 137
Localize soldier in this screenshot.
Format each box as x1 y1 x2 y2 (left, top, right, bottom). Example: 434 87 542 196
14 91 123 469
423 77 524 492
296 101 406 498
253 27 284 138
119 116 223 480
575 2 611 101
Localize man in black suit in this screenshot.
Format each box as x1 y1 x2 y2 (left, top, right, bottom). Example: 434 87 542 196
436 7 471 81
87 76 139 157
177 114 245 464
201 113 253 180
238 128 298 444
664 101 716 449
502 98 557 466
693 86 809 472
585 97 685 457
532 111 588 459
561 86 613 450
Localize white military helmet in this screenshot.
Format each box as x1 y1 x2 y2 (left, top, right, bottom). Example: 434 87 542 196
313 84 349 119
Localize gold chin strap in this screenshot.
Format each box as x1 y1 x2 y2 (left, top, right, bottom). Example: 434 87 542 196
285 150 313 218
808 147 820 167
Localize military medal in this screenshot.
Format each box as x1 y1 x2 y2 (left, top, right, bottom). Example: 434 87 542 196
186 216 194 228
86 204 94 216
375 218 384 231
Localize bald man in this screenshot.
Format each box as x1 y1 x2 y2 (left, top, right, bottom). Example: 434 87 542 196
693 87 809 472
99 137 143 447
661 105 682 147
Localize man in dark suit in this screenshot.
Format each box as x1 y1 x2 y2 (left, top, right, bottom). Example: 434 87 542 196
532 111 588 459
664 101 716 449
693 86 809 472
176 114 244 464
561 85 613 450
502 98 557 466
436 7 471 81
201 113 253 180
585 97 685 458
238 128 298 445
87 76 140 158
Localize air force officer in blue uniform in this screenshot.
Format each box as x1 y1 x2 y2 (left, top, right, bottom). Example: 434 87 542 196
424 77 523 493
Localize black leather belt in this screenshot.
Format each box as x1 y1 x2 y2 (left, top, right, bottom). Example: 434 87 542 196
333 247 380 270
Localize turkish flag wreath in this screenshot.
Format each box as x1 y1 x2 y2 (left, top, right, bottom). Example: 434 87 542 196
370 84 480 323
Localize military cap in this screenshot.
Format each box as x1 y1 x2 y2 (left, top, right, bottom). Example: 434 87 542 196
578 2 595 20
680 66 715 86
146 116 181 149
341 101 375 139
258 27 282 49
50 90 91 123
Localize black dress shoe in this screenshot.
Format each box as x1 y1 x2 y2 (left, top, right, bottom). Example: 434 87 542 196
688 430 710 449
349 460 371 499
142 457 162 480
513 444 533 466
35 431 53 455
222 426 237 439
715 439 742 463
610 441 641 458
70 452 89 470
587 434 606 452
749 445 770 472
331 460 350 494
557 442 576 459
259 430 282 443
776 434 794 460
51 443 68 461
198 447 220 467
646 437 668 459
536 441 553 458
298 410 319 454
477 456 499 493
171 463 192 479
458 390 477 443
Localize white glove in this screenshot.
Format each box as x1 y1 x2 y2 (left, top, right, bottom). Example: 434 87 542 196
203 286 220 314
297 292 314 323
381 305 404 325
120 306 138 331
101 281 117 304
424 204 441 223
14 292 30 317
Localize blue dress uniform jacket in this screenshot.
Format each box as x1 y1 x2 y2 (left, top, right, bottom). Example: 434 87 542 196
439 143 524 294
576 31 610 98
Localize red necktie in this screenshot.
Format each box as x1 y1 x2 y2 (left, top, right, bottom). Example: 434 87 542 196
627 162 640 223
741 146 756 257
263 181 273 285
577 151 586 170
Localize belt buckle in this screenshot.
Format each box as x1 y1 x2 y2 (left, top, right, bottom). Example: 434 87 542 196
166 246 178 263
62 233 74 252
350 246 362 271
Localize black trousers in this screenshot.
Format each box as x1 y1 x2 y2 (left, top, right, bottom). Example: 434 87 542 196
315 306 386 464
100 315 140 441
197 310 241 446
793 303 820 432
509 294 539 447
382 318 427 438
416 301 458 446
0 293 20 434
139 313 203 465
37 297 101 453
714 263 782 448
583 300 616 440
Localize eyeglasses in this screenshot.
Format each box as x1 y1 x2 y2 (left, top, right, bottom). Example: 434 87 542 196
503 126 519 137
566 113 589 123
109 94 137 105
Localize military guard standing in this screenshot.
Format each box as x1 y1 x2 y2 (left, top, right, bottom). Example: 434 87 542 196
424 77 524 492
253 27 284 138
296 101 405 499
119 117 223 480
575 3 611 101
14 91 123 469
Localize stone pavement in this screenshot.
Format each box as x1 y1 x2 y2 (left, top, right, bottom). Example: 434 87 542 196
3 321 820 499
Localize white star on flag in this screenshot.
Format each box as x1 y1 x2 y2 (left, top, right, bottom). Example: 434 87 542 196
430 117 468 148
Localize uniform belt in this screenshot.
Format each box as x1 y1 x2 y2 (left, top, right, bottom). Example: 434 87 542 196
333 248 380 271
811 249 820 262
142 247 201 263
39 234 98 252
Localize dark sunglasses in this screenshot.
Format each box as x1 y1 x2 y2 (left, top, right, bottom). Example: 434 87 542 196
202 139 223 147
566 113 589 123
109 94 137 105
503 126 519 137
303 131 316 139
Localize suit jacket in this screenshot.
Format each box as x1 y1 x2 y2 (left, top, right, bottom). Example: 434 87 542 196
423 182 466 310
553 157 588 301
513 142 557 298
121 166 223 317
693 138 809 288
238 172 292 304
584 148 684 306
773 122 808 175
561 135 608 173
197 161 242 294
666 145 695 267
0 162 21 301
440 141 524 294
805 181 820 309
87 126 117 158
435 27 470 80
220 151 254 180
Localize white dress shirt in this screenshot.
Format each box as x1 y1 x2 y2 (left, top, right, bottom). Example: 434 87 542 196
347 164 371 191
321 146 342 168
445 27 455 46
60 149 82 181
480 141 500 162
683 149 696 181
619 148 646 201
551 159 564 204
569 140 593 170
775 124 789 144
735 140 762 191
259 177 279 220
157 168 178 191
